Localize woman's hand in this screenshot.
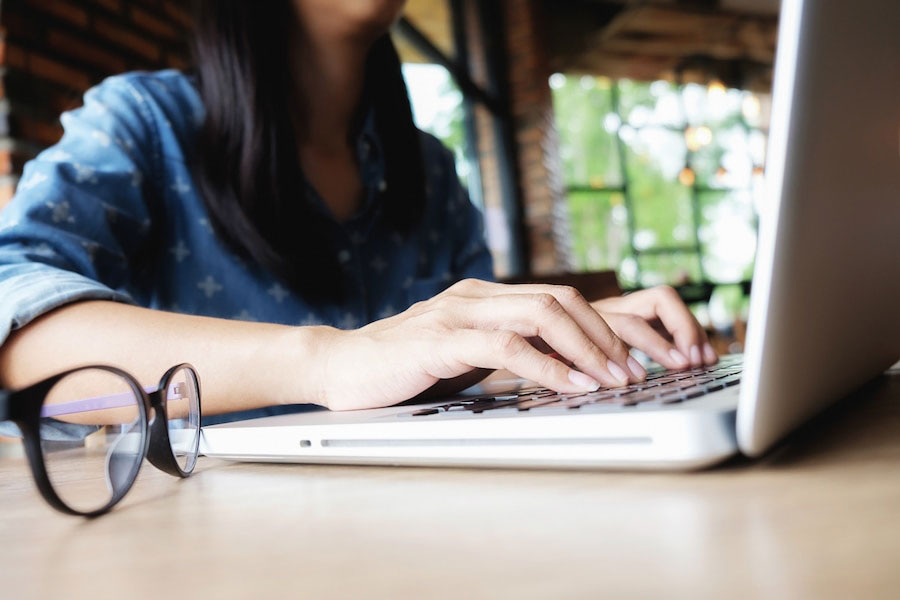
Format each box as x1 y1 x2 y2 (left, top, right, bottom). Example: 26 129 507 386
591 285 718 371
309 279 646 411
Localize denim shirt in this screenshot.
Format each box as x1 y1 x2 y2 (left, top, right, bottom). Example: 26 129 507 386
0 70 493 425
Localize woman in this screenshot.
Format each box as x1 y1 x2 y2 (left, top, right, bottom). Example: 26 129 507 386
0 0 716 421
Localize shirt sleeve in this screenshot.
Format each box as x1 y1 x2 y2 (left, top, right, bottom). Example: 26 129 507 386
0 75 159 346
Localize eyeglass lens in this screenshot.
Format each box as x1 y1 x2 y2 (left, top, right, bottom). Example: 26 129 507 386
164 366 200 473
40 368 144 514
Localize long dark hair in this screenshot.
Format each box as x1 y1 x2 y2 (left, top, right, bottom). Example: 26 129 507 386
190 1 425 303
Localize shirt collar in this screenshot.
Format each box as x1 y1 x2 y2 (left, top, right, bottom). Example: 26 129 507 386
304 104 386 219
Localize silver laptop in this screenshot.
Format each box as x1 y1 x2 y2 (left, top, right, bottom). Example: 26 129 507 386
201 0 900 470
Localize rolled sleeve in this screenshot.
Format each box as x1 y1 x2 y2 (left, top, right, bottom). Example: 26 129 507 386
0 262 134 345
0 74 158 346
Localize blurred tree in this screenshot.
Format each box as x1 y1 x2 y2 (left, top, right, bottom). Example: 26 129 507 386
551 75 760 292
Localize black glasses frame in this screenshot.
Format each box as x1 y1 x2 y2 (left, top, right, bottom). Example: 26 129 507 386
0 363 201 517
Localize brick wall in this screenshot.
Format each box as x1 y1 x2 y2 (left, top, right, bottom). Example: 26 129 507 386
502 0 571 275
462 0 572 277
0 0 192 209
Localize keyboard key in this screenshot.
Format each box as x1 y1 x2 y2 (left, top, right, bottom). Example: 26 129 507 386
584 391 621 402
581 396 627 407
719 375 742 387
517 396 563 411
404 358 744 417
623 390 670 406
671 373 697 380
411 408 440 416
471 398 521 413
609 387 639 397
560 397 594 409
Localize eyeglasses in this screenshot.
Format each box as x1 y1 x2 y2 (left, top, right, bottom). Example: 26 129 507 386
0 364 201 517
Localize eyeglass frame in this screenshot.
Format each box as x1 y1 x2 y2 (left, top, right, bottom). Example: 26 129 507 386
0 363 201 517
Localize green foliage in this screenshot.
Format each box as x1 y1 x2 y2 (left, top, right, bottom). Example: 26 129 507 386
551 76 621 187
567 191 632 275
437 76 466 171
551 75 759 292
406 66 759 302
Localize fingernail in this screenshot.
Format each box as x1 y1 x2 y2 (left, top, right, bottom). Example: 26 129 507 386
703 343 718 364
569 370 601 391
669 349 688 367
607 361 630 385
690 345 702 366
627 356 646 380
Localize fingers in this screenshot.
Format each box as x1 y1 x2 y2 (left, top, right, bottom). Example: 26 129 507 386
449 329 604 394
441 279 717 373
457 294 633 387
602 312 689 370
448 280 642 381
595 286 718 367
647 286 717 366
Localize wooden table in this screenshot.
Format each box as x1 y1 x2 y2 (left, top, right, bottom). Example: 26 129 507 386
1 370 899 599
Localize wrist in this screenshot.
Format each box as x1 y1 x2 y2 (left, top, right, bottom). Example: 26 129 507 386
267 324 340 408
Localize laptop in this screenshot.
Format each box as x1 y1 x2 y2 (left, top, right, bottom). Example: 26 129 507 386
201 0 900 470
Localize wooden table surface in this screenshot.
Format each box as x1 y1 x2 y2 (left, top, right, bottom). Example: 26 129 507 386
1 370 899 599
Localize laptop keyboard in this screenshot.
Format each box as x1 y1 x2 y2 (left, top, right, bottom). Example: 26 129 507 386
405 356 743 417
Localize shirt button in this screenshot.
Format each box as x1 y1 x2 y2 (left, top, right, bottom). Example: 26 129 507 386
378 180 387 193
338 249 351 264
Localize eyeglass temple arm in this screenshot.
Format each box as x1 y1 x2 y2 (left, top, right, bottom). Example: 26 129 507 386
39 383 186 418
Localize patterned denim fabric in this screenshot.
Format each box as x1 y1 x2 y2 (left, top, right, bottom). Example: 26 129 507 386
0 70 493 424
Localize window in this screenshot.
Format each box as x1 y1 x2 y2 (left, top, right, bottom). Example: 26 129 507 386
402 62 473 193
551 74 767 304
394 0 478 204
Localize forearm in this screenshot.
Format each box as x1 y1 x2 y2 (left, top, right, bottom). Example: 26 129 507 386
0 301 328 414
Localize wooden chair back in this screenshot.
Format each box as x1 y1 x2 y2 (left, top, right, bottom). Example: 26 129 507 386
501 270 622 303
